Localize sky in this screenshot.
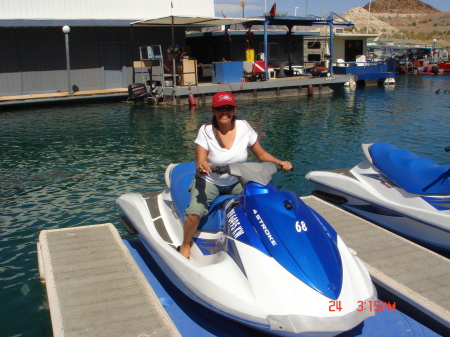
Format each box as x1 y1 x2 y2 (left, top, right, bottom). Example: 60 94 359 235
214 0 450 18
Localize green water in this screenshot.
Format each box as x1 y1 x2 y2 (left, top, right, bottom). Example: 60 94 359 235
1 75 450 336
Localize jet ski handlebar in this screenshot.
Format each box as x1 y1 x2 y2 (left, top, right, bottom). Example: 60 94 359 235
198 163 283 176
210 165 231 175
199 162 284 186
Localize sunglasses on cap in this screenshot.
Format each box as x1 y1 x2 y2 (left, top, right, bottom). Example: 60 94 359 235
214 105 235 112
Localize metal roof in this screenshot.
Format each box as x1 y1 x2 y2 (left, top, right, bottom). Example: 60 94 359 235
0 0 214 21
0 19 137 27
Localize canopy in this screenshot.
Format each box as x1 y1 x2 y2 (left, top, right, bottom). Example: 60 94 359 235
131 15 354 28
132 15 264 27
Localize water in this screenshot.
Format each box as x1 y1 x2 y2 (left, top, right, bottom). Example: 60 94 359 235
1 75 450 337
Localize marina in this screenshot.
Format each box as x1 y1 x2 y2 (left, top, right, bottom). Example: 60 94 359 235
2 1 450 335
1 71 450 337
0 1 399 104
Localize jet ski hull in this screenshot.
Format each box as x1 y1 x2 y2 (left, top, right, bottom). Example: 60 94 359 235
117 163 377 336
306 144 450 252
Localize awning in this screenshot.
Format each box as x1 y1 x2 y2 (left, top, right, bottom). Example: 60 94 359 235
131 15 264 27
131 15 354 29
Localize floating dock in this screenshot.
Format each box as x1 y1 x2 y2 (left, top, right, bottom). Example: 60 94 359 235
2 75 352 108
37 196 450 336
37 223 180 337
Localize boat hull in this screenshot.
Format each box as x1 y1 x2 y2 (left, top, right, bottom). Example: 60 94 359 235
437 60 450 72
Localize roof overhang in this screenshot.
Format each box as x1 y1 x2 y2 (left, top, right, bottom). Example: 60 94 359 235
132 15 264 27
263 15 354 28
187 30 320 38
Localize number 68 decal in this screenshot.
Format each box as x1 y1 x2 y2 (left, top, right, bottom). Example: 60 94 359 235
295 221 308 232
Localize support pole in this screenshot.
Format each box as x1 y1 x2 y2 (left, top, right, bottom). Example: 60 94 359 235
264 20 269 81
62 25 72 95
328 14 334 75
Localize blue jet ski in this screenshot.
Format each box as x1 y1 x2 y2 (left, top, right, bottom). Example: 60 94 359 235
306 143 450 252
117 162 376 336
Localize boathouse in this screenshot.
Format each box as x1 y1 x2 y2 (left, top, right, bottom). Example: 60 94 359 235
0 0 215 96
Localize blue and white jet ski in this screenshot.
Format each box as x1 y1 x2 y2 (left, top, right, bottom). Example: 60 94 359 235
306 143 450 252
117 162 376 336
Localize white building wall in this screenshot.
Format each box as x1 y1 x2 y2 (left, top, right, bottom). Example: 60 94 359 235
0 0 214 20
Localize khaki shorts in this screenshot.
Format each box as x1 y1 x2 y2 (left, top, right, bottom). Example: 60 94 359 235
185 175 243 218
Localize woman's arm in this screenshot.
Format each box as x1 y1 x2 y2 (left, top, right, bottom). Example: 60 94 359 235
196 144 211 175
249 140 293 172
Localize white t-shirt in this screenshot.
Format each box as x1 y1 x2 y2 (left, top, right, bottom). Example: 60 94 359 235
195 119 258 186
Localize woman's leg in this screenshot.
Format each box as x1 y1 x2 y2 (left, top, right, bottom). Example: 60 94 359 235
181 176 219 258
179 214 199 258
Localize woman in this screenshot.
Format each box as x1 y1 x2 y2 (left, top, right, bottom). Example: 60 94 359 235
179 91 292 258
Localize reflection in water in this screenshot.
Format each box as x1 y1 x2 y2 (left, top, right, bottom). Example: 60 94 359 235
0 75 450 336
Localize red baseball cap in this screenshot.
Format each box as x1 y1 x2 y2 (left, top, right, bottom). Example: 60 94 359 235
211 92 237 107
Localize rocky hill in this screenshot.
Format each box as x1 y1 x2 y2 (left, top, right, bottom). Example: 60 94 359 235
340 0 450 45
362 0 439 14
342 6 399 34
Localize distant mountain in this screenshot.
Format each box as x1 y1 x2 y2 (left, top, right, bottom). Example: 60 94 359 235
362 0 439 14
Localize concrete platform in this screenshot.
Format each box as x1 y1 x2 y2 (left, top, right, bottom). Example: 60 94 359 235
37 223 180 337
0 88 129 107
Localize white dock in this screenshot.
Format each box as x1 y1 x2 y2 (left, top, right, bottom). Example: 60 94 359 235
37 198 450 336
37 223 180 337
302 196 450 332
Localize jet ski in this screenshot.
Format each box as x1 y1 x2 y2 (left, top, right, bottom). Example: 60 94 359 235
116 162 376 336
306 142 450 252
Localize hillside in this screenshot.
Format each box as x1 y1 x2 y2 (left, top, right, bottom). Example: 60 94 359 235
341 0 450 45
362 0 439 14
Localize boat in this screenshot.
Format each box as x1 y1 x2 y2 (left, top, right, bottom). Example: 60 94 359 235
333 56 396 86
437 60 450 72
305 143 450 252
117 162 377 336
417 65 443 75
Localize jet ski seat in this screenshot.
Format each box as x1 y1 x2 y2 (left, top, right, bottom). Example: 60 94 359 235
170 162 233 232
369 142 450 195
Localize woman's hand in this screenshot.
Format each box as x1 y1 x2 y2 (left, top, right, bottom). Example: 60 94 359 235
278 161 293 172
196 161 211 176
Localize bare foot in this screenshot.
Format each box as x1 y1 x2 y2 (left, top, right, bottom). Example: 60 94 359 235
179 244 190 259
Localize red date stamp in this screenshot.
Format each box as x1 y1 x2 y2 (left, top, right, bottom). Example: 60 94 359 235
329 300 396 312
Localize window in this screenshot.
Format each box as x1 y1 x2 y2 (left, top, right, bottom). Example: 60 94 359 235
259 43 278 60
307 42 321 49
345 40 363 62
307 54 321 61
